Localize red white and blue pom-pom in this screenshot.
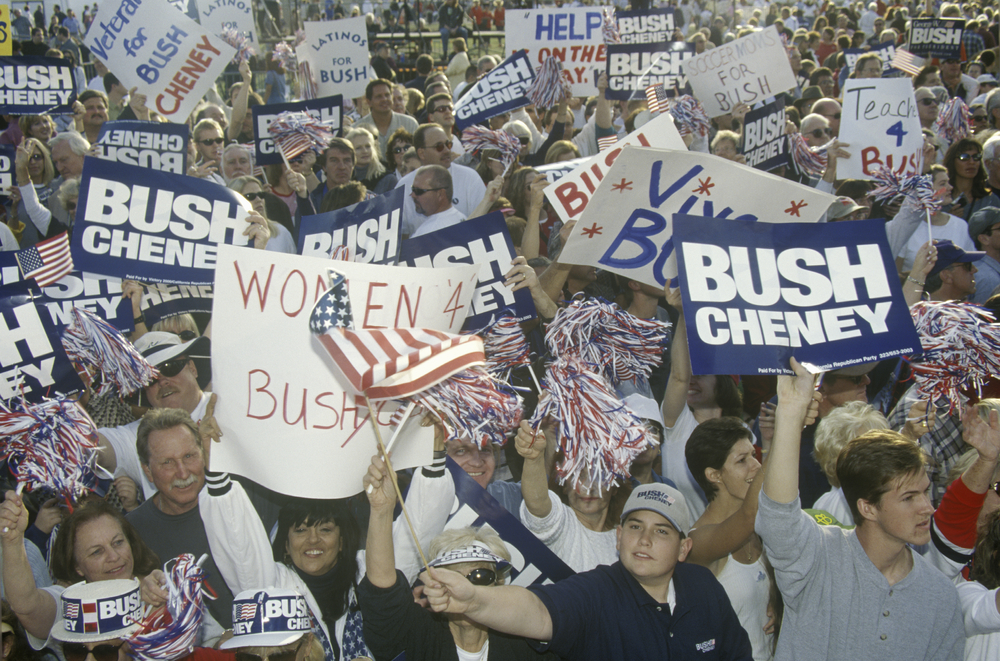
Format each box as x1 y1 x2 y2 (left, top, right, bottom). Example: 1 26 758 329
526 57 571 109
474 315 532 382
934 97 970 145
0 396 98 500
298 61 318 101
668 95 710 137
461 126 522 174
272 42 297 71
268 111 338 159
909 301 1000 413
60 308 158 397
869 165 905 203
602 8 621 44
220 28 255 65
545 298 670 386
128 554 211 661
870 166 943 214
529 356 649 491
389 366 522 448
788 132 829 178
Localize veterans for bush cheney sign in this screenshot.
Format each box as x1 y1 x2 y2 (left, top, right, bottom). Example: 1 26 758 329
605 42 694 101
839 78 923 180
682 26 796 118
454 51 535 130
674 216 920 376
557 146 837 288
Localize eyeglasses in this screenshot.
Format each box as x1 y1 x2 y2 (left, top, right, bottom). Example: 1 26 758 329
411 186 444 196
392 144 412 154
431 105 454 113
235 638 305 661
62 642 125 661
424 141 449 153
243 191 266 201
198 137 225 146
808 127 832 139
957 153 982 162
155 358 190 379
517 136 530 146
465 567 497 586
919 98 939 107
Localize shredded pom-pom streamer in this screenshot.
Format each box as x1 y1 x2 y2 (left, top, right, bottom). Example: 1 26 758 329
870 166 942 214
788 132 829 178
529 356 649 491
602 8 621 44
388 366 522 448
544 298 670 386
668 95 710 137
272 42 297 71
128 554 211 661
268 111 338 159
526 57 572 109
331 245 351 261
473 315 532 382
934 97 970 144
0 396 99 500
461 126 522 174
909 301 1000 413
60 308 158 396
220 28 255 65
298 61 318 100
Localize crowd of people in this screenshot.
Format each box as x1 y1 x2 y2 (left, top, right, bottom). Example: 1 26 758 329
2 0 1000 660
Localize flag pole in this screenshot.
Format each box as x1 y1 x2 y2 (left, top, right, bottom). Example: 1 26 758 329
362 395 432 572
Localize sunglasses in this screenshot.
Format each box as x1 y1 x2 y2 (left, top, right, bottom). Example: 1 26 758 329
235 638 305 661
288 156 304 164
155 358 190 379
243 191 267 201
808 128 832 139
957 153 982 162
393 144 412 154
411 186 444 196
919 98 939 107
465 567 497 586
198 137 225 146
973 114 988 122
62 642 125 661
424 141 449 153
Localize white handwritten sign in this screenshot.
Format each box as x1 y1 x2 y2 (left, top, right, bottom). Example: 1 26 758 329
839 78 923 180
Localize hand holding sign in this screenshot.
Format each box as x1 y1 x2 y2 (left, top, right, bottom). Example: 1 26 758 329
128 87 150 121
243 211 271 249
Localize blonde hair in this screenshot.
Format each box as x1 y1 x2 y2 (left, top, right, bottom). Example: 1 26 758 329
428 527 511 566
345 127 385 180
239 633 323 661
814 401 889 486
151 314 199 335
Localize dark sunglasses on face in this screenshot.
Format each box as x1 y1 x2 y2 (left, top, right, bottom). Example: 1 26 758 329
393 144 412 154
919 98 939 107
235 639 305 661
957 153 982 162
809 128 832 139
465 567 498 586
425 141 449 153
243 191 266 201
62 642 125 661
288 156 304 164
517 136 530 146
156 358 190 379
411 186 444 196
973 114 988 122
198 137 225 146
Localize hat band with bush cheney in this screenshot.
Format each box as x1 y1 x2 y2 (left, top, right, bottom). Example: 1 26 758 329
219 589 312 649
427 542 511 573
52 579 143 643
621 483 691 536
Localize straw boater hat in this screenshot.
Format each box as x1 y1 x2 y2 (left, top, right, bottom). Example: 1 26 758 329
50 580 143 643
219 589 312 650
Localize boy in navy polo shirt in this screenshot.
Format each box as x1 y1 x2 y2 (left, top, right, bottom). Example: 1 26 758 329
422 483 753 660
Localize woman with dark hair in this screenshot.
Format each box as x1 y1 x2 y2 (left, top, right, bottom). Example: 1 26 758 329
2 600 38 661
475 148 504 186
943 138 992 221
265 53 287 104
0 496 160 650
384 129 413 180
198 474 371 661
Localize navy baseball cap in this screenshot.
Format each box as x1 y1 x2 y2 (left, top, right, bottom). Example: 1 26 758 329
927 240 985 277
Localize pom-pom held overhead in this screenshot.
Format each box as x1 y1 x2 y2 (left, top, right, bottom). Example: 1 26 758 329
478 315 533 383
60 308 158 397
668 96 710 137
602 8 621 44
0 396 99 500
526 57 572 109
529 356 649 492
788 132 829 178
460 126 522 174
871 167 943 214
272 42 297 70
220 27 255 65
909 301 1000 413
544 298 670 387
268 111 338 160
933 97 970 145
128 554 210 661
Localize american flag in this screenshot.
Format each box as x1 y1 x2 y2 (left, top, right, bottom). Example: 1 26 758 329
597 135 619 151
235 604 257 621
16 232 72 287
309 273 484 401
891 48 925 76
645 84 669 114
63 602 79 620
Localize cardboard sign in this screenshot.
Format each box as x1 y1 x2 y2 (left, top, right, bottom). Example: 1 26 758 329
544 110 686 223
210 245 481 498
0 282 85 401
399 211 535 331
446 460 575 586
557 146 837 288
907 18 964 59
0 145 13 199
616 8 674 45
298 188 403 263
252 95 343 166
674 216 920 375
506 7 610 95
85 0 236 123
0 56 76 113
454 50 534 130
72 159 253 287
842 41 897 76
741 97 787 172
839 79 923 180
95 120 189 175
537 156 588 183
198 0 258 51
605 42 695 101
683 26 797 118
300 17 372 101
0 6 12 56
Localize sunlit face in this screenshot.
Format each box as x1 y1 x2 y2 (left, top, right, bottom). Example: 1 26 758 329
73 515 134 581
932 170 953 205
144 358 203 413
286 519 342 576
392 86 406 113
390 140 411 168
195 127 224 165
369 84 392 114
858 60 882 78
323 149 354 186
25 144 45 178
712 138 739 161
955 150 982 181
687 374 717 409
351 135 373 167
716 438 761 501
51 141 84 179
862 470 934 546
417 127 452 168
446 438 495 488
616 510 691 582
83 97 108 128
141 425 206 516
241 181 267 216
916 90 940 126
29 117 52 141
223 147 253 180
